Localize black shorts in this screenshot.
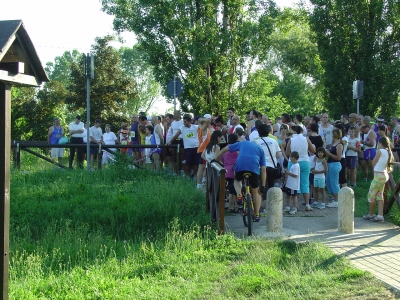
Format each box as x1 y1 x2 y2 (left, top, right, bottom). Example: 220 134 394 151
226 178 236 195
234 171 259 189
185 147 201 166
130 140 140 152
90 142 100 155
172 139 184 146
286 187 298 196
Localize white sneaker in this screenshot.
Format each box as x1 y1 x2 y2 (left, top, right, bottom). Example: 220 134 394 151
283 206 290 213
326 201 338 208
317 203 326 209
310 202 319 208
305 205 313 211
289 208 297 215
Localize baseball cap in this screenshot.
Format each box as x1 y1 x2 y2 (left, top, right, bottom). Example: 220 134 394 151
376 117 384 122
203 114 212 119
235 125 244 131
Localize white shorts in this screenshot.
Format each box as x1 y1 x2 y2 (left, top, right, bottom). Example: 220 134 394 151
51 147 65 158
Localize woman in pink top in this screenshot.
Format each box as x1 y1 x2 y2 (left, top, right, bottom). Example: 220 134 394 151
221 133 239 213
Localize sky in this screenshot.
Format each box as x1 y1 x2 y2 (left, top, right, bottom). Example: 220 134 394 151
1 0 299 113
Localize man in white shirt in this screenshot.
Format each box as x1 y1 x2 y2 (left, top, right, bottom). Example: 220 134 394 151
169 111 184 173
253 124 281 190
249 120 263 141
89 119 103 170
226 107 235 128
167 114 199 177
68 115 85 169
319 113 334 148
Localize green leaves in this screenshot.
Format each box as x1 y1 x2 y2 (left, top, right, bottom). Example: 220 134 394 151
309 0 400 117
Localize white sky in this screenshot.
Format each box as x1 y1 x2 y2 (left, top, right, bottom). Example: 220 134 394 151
0 0 299 114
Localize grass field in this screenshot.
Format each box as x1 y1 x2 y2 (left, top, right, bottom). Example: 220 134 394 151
8 152 400 299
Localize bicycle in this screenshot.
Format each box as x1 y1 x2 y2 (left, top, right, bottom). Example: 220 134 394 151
241 172 255 236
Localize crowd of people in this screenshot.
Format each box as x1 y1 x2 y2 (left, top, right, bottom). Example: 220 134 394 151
48 109 398 223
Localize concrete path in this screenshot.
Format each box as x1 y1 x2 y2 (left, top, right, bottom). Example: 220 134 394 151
224 201 400 292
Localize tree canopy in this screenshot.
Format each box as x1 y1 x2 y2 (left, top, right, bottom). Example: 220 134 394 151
309 0 400 117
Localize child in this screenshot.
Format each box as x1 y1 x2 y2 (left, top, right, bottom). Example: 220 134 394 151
138 124 146 164
363 136 393 222
284 151 300 215
311 147 328 209
144 125 154 169
220 134 239 212
120 130 131 155
346 126 361 187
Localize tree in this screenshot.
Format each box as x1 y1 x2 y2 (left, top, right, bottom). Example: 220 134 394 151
66 36 138 127
118 46 163 114
309 0 400 118
235 69 290 120
101 0 279 115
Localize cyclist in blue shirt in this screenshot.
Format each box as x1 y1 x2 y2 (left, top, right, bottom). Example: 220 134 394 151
215 139 267 221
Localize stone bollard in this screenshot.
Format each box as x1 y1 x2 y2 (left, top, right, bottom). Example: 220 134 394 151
266 187 283 232
338 187 354 234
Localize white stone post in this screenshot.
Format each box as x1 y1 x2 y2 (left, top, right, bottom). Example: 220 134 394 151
266 187 283 232
338 187 354 234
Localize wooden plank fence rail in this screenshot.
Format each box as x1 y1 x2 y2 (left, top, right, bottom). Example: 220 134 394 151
384 172 400 215
10 141 180 171
206 161 226 235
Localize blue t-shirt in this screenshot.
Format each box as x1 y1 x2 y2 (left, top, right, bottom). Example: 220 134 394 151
228 141 266 175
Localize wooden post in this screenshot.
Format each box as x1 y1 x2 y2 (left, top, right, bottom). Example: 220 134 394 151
177 144 181 174
218 167 226 235
0 81 11 299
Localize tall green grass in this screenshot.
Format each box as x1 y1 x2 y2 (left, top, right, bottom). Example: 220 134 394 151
8 152 399 299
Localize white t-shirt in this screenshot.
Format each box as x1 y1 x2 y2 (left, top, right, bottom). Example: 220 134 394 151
103 132 117 152
249 130 259 142
289 134 309 162
180 124 199 149
171 120 184 139
314 158 325 179
319 124 334 146
374 149 389 172
89 126 102 142
253 136 281 168
205 145 217 162
154 124 164 145
144 135 152 163
341 136 348 158
286 163 300 190
165 125 173 143
82 129 88 143
346 137 360 157
69 121 84 138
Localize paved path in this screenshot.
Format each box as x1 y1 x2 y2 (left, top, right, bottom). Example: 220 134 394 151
224 200 400 292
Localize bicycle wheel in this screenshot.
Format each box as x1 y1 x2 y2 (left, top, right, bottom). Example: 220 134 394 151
246 194 252 236
242 200 248 227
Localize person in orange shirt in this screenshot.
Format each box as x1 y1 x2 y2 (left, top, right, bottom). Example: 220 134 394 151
196 114 212 189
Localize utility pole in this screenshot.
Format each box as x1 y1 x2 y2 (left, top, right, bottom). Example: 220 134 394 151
83 53 94 171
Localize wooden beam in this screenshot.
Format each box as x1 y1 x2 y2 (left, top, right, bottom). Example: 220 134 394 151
0 70 41 87
0 35 16 61
0 81 10 300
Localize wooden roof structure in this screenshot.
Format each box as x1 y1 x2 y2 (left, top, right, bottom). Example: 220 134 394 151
0 19 49 87
0 19 50 299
